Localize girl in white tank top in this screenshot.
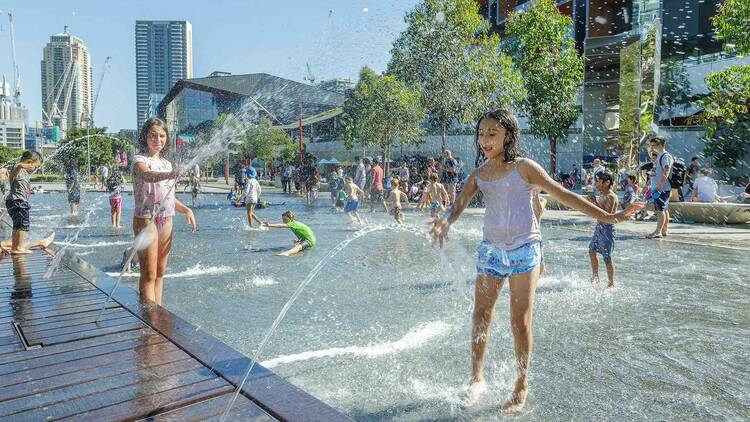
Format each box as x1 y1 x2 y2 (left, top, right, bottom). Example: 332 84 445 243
429 109 641 412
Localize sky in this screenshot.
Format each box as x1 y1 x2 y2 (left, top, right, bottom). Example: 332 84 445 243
0 0 420 132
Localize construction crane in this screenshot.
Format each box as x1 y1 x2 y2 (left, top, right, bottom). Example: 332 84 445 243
8 12 21 105
304 61 317 85
90 56 111 127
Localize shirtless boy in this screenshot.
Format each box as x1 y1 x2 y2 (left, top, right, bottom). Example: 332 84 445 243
587 171 619 287
385 179 409 224
426 173 449 218
342 176 365 224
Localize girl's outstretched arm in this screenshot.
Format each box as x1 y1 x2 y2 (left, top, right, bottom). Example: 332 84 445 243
262 222 287 228
132 162 178 183
519 159 637 224
430 170 479 247
174 199 197 232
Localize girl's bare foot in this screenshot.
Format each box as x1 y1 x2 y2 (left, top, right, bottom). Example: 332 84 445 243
461 380 487 407
502 378 528 412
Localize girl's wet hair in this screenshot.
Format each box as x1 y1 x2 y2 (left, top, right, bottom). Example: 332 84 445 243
137 117 170 154
474 108 521 167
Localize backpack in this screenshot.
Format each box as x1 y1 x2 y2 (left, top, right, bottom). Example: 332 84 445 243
669 158 686 188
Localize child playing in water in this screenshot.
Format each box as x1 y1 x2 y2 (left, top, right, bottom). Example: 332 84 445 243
426 173 449 218
385 179 409 224
238 167 262 227
342 176 365 224
587 171 619 288
132 117 197 305
64 163 80 216
5 151 43 254
262 210 316 256
189 170 201 207
429 109 640 412
107 168 125 228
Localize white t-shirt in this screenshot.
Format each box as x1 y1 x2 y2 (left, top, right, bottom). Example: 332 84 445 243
244 178 262 204
693 176 717 202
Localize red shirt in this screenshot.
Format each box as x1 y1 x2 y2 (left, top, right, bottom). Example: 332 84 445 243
370 165 383 192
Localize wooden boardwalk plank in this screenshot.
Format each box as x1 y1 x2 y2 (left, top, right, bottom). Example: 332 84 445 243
0 339 177 387
0 296 118 319
0 331 164 375
0 349 190 402
21 308 130 333
1 307 126 334
24 315 136 343
1 287 101 305
33 320 145 346
144 392 273 422
59 378 233 422
5 368 226 421
0 357 201 417
0 301 121 324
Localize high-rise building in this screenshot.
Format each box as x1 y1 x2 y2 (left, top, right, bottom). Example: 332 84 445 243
135 20 193 129
1 75 27 150
40 26 93 132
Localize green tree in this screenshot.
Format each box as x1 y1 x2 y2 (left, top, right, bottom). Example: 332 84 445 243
695 0 750 168
0 145 22 165
341 67 426 174
389 0 522 154
713 0 750 55
504 0 584 175
57 127 132 173
657 59 693 126
242 117 293 162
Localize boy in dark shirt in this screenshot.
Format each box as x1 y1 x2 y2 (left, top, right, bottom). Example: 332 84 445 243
6 151 43 254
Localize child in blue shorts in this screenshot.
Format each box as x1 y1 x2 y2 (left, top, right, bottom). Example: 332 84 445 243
342 176 365 224
586 171 619 288
429 108 640 412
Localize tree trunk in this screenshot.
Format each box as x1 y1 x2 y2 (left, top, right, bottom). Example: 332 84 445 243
441 123 447 155
549 137 558 178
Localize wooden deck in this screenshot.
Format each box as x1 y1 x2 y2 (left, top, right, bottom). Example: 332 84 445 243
0 251 351 422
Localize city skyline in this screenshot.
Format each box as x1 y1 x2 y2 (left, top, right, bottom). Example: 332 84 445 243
0 0 419 133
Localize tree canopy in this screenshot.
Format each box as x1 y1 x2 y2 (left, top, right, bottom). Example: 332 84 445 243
504 0 583 175
388 0 522 152
696 0 750 169
341 67 425 173
56 127 132 172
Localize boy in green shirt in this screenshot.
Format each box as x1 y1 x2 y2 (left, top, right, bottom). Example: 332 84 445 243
262 210 316 256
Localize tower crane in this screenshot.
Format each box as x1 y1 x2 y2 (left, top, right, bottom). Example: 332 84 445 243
90 56 111 127
8 12 21 105
304 61 317 85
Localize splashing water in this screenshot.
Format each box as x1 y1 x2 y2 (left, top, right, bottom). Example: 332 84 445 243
94 221 157 323
44 193 107 279
220 223 430 420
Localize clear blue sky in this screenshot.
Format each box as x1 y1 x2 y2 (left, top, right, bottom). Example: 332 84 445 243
0 0 419 132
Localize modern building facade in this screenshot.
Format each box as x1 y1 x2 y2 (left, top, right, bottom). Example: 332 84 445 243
0 77 27 150
135 20 193 130
157 72 344 138
40 27 93 133
478 0 738 171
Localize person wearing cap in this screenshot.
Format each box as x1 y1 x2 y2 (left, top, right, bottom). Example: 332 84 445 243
238 167 263 227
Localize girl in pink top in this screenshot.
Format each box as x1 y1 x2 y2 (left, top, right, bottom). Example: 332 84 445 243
430 109 640 412
132 118 197 305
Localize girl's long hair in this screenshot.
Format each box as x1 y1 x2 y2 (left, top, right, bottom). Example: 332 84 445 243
474 108 521 167
137 117 170 155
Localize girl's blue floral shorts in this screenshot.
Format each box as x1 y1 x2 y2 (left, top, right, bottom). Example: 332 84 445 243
476 241 542 280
